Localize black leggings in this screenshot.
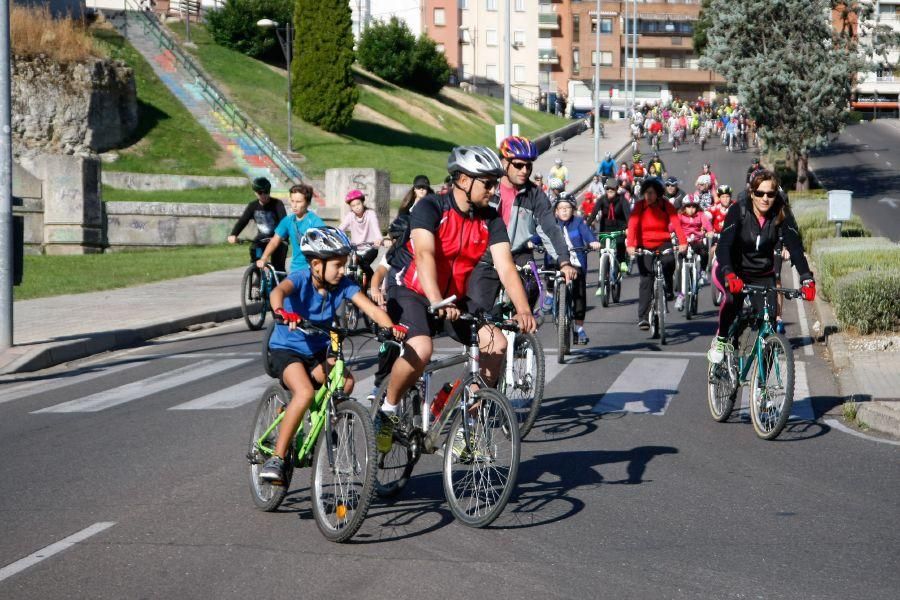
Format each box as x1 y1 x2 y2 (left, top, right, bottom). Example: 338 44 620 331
571 269 587 321
713 267 775 337
357 247 378 289
636 243 676 321
251 239 286 273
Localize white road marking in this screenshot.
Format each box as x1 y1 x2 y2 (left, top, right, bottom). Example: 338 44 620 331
592 357 689 415
824 419 900 446
791 269 815 357
0 362 141 406
0 522 116 583
887 162 893 168
566 347 707 358
874 152 880 158
789 361 815 422
169 374 271 410
33 359 250 413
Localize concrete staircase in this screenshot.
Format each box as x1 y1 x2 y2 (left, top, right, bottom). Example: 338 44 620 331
105 4 303 190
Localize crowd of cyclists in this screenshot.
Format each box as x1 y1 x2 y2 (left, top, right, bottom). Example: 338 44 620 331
229 95 816 491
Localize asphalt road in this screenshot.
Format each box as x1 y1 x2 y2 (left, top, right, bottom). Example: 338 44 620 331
0 137 897 599
809 120 900 241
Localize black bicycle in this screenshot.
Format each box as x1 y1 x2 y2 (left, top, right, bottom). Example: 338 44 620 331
635 247 675 345
240 238 285 331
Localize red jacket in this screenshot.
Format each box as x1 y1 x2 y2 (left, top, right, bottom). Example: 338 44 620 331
627 199 686 249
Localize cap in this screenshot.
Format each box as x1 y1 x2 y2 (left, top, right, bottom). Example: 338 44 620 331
412 175 431 189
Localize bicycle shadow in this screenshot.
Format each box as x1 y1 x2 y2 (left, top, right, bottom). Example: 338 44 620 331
491 446 679 529
721 398 834 442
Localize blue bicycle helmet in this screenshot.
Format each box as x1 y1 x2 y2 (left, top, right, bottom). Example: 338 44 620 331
498 135 539 161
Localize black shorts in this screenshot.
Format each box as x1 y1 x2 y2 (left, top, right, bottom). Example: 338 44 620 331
386 285 470 343
269 348 329 381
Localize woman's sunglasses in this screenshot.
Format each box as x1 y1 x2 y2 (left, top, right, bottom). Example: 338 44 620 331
753 190 777 198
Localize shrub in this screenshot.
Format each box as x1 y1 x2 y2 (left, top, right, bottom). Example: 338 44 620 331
357 17 451 96
832 270 900 334
11 5 97 63
793 208 870 251
815 245 900 301
293 0 357 132
206 0 293 60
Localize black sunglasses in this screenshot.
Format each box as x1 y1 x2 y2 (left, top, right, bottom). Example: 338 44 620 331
414 185 430 190
753 190 777 198
509 161 533 171
476 177 499 189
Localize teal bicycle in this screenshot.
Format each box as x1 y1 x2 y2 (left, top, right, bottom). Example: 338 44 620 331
707 284 802 440
247 321 391 542
595 231 625 307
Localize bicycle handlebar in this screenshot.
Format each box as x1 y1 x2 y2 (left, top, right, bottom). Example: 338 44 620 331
634 247 676 256
743 285 803 300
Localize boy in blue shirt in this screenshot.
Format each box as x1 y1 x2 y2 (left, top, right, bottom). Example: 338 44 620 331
553 195 600 345
256 183 326 273
259 226 406 484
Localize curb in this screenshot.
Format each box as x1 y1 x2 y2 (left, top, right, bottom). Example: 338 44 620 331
0 306 243 375
856 402 900 436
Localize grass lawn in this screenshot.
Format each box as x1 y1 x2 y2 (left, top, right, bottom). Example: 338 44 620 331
166 22 569 183
102 184 251 204
91 25 241 176
16 245 246 300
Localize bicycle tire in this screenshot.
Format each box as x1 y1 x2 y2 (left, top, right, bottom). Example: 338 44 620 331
370 378 416 498
442 387 520 528
707 351 737 422
311 400 377 542
338 300 360 332
749 333 794 440
612 276 622 303
599 255 610 308
557 283 570 363
241 265 266 330
248 384 294 511
499 332 545 439
685 267 694 321
658 279 667 345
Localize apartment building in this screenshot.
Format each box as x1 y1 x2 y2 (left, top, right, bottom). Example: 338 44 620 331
351 1 425 40
542 0 724 106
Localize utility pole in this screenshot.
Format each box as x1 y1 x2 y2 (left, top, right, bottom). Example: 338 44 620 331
622 1 628 117
503 0 512 136
593 0 601 163
0 0 12 349
631 0 637 110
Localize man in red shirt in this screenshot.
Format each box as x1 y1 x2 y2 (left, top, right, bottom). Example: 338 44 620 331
626 177 687 329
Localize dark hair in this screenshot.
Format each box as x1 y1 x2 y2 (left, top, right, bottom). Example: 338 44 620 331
289 183 314 201
748 169 786 225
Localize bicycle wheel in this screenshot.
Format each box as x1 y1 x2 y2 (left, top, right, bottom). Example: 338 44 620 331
248 384 294 512
369 379 416 499
557 283 570 363
612 269 622 303
685 268 695 321
241 265 266 330
657 279 667 345
598 255 610 308
442 387 520 528
311 400 377 542
749 334 795 440
338 300 360 332
499 332 545 439
707 348 737 422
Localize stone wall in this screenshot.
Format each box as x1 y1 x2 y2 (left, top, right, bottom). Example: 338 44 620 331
102 172 249 192
12 55 138 157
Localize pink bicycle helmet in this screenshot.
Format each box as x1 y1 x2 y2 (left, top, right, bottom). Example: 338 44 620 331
345 189 366 204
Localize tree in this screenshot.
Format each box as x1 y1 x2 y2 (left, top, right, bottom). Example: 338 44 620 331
293 0 358 132
357 17 451 96
700 0 865 190
206 0 293 61
692 0 714 56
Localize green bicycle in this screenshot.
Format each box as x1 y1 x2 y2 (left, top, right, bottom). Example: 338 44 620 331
707 284 803 440
595 231 625 307
247 321 386 542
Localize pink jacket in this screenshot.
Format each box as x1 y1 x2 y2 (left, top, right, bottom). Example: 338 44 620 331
677 212 712 242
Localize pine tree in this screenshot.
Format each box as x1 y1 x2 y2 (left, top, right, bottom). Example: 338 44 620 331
700 0 865 190
293 0 357 132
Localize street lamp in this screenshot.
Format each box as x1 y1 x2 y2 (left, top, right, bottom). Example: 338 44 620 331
257 18 294 152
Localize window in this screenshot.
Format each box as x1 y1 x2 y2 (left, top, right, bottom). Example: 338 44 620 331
591 51 612 66
514 64 526 83
486 29 498 46
434 8 445 26
436 43 445 54
573 49 580 74
461 64 471 79
513 30 526 46
573 15 580 43
486 64 498 81
592 17 612 34
515 0 525 11
487 0 497 11
459 0 468 9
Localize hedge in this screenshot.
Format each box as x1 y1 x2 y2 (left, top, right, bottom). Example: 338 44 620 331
832 270 900 334
793 208 870 251
815 245 900 301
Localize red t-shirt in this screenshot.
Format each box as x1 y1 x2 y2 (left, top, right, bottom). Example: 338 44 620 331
498 181 517 224
627 199 686 249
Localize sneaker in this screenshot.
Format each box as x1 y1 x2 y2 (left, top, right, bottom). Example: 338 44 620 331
575 329 589 345
258 456 286 485
638 319 650 330
675 294 685 311
374 410 400 454
775 319 786 335
707 336 728 364
699 271 708 285
542 294 554 313
620 261 629 274
450 427 482 463
595 286 603 297
366 386 378 405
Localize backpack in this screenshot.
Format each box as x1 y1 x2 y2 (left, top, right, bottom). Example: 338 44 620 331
385 214 412 269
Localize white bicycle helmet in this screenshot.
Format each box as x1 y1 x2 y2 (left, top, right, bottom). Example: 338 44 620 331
447 146 503 178
300 226 351 260
696 174 711 187
548 177 565 191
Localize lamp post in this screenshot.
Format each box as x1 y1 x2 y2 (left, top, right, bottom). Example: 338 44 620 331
503 0 511 136
593 0 601 163
257 18 293 152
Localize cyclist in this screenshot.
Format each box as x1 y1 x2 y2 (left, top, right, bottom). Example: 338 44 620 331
376 146 538 453
709 184 733 233
553 194 601 345
258 226 406 484
708 170 816 364
675 195 714 311
580 191 597 221
597 152 617 185
694 175 716 211
588 179 631 278
648 153 665 178
547 176 566 204
588 173 605 199
631 154 647 181
256 183 326 273
647 118 663 150
664 176 686 210
533 173 547 192
746 157 762 186
626 177 687 330
397 175 433 217
550 158 569 187
228 177 287 272
338 189 383 288
616 162 633 186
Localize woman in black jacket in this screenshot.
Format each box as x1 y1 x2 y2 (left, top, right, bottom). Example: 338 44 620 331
707 170 816 364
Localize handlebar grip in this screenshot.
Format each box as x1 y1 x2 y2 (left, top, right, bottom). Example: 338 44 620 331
428 295 458 313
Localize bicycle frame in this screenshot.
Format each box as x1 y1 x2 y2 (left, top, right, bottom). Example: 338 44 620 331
727 287 797 387
597 232 624 286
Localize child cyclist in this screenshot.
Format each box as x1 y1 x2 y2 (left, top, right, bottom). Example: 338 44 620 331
553 194 601 345
258 226 406 484
675 195 714 311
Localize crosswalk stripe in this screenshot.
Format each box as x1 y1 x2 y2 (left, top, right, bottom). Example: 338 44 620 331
32 359 250 414
168 374 271 410
592 357 689 415
0 362 142 406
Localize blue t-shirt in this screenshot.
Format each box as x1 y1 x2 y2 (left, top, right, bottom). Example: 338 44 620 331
268 270 361 355
275 211 326 272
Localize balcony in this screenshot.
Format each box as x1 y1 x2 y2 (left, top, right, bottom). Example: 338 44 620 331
538 13 560 31
538 48 560 64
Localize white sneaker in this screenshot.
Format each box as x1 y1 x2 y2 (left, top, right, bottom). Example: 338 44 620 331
675 294 685 311
707 336 727 364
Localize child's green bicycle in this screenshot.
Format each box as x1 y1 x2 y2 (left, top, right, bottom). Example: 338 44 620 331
707 284 803 440
247 321 392 542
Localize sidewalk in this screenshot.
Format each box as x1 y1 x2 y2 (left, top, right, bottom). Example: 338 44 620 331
0 121 635 376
